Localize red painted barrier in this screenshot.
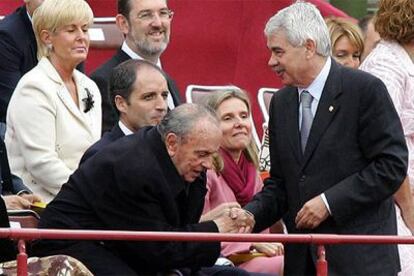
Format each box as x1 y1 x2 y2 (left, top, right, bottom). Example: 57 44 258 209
1 228 414 276
16 239 27 276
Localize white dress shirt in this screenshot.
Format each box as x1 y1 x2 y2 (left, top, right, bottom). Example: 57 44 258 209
297 57 333 214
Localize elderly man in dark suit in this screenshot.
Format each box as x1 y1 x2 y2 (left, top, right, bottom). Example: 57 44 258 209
0 0 43 122
80 59 168 163
91 0 181 133
236 2 408 276
34 104 254 275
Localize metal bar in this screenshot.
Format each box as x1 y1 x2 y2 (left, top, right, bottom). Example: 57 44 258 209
16 239 27 276
1 228 413 244
316 245 328 276
2 228 414 276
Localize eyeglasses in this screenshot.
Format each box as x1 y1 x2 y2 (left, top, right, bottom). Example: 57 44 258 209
136 9 174 22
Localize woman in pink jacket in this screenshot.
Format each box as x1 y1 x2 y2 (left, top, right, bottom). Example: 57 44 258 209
201 89 284 275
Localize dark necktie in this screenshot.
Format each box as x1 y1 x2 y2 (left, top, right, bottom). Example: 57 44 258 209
300 91 313 153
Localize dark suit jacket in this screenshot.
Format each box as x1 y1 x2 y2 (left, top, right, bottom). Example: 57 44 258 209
0 123 29 195
0 197 16 262
0 6 37 122
79 123 124 164
35 126 220 274
90 48 181 133
245 60 408 276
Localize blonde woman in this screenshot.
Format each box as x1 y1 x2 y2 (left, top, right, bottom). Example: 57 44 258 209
201 89 284 275
325 17 364 69
5 0 101 202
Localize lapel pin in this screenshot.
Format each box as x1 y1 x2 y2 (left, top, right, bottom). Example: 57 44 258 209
329 106 334 112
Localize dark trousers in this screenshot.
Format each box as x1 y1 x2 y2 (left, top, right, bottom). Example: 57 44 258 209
32 241 136 275
32 241 276 276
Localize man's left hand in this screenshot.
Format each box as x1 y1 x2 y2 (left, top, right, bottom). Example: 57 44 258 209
295 195 329 229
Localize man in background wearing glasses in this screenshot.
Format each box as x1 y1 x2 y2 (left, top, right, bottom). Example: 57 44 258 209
91 0 181 133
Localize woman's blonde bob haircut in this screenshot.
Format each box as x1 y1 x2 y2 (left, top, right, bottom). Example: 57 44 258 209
325 17 364 56
32 0 94 59
202 89 259 172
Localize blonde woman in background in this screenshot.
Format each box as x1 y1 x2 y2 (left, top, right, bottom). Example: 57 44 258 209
5 0 101 202
360 0 414 274
325 17 364 69
201 89 284 275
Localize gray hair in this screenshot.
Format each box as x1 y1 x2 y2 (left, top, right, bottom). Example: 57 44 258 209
264 1 331 57
158 103 219 142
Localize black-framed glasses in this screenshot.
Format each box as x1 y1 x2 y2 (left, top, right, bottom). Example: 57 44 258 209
136 9 174 22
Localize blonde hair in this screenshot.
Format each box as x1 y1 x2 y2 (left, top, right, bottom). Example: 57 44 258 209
32 0 93 59
202 89 259 172
325 17 364 57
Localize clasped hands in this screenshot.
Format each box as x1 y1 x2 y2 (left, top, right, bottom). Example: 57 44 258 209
200 202 255 233
3 193 43 210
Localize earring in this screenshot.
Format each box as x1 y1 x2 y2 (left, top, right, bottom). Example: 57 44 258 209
46 44 53 51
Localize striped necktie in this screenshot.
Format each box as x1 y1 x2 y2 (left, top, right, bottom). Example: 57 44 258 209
300 90 313 153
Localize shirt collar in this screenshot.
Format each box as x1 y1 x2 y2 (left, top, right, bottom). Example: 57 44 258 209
26 10 32 23
121 41 162 68
298 57 331 102
118 120 134 135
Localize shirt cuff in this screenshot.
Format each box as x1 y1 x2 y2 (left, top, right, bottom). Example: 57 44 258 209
16 190 31 196
321 193 332 215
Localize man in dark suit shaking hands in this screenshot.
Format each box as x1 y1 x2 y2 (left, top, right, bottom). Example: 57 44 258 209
241 2 408 275
91 0 181 133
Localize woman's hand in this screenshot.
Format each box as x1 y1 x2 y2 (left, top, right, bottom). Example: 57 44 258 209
200 202 240 222
401 205 414 235
251 242 284 257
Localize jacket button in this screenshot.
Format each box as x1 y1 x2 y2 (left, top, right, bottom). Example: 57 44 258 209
300 175 306 182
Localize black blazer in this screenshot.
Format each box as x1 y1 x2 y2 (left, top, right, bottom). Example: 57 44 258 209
79 123 124 164
0 123 29 195
245 60 408 275
36 127 219 274
90 49 181 133
0 6 37 122
0 197 16 262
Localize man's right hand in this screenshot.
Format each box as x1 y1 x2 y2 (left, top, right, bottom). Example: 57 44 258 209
200 202 240 222
213 208 255 233
3 195 32 210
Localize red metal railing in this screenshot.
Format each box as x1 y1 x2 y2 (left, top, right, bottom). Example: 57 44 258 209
1 228 414 276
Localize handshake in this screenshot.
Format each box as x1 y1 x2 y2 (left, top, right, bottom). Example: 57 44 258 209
200 202 255 233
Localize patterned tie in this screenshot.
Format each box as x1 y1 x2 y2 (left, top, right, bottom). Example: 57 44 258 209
300 91 313 153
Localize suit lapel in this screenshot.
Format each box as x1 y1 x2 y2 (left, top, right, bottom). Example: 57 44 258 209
283 87 302 164
18 6 38 66
117 48 132 64
39 58 91 132
301 61 343 167
165 74 181 106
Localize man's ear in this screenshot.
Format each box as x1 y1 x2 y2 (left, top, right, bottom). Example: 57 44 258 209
304 38 317 59
165 133 179 157
116 14 129 36
114 95 128 114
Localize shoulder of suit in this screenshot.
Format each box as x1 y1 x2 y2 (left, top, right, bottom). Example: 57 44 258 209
90 51 128 79
0 10 31 42
339 64 381 87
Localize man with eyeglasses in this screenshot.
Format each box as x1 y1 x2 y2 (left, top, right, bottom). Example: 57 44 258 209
91 0 181 134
